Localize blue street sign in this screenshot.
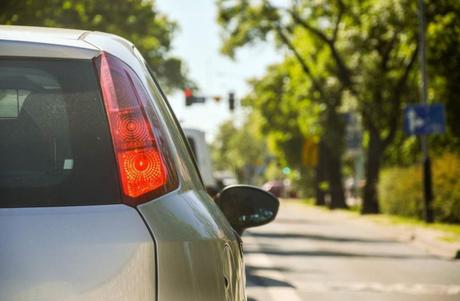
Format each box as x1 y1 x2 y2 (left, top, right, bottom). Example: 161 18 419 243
403 104 446 135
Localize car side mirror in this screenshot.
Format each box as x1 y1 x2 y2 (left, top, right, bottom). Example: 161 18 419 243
214 185 279 235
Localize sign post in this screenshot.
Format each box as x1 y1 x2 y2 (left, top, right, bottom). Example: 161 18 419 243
417 0 433 223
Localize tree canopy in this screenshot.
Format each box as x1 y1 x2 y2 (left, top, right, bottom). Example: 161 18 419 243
0 0 189 91
216 0 460 213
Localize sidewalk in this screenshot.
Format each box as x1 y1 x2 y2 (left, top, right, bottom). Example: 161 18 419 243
290 199 460 260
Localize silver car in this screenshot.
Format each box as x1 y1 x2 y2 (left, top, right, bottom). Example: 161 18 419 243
0 26 279 301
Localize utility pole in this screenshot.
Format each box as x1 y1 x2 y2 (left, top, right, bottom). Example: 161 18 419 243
418 0 434 223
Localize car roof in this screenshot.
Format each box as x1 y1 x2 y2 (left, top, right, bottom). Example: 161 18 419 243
0 25 136 62
0 25 88 41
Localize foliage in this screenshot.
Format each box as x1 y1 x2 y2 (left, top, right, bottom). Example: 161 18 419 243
0 0 189 91
216 0 460 214
216 0 421 211
427 1 460 148
379 153 460 223
243 60 322 169
432 153 460 223
217 0 351 207
211 115 268 185
378 165 423 219
212 121 238 173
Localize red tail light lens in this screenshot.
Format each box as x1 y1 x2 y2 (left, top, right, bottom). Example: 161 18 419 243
95 52 177 206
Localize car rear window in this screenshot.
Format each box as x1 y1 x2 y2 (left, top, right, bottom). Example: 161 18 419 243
0 58 120 207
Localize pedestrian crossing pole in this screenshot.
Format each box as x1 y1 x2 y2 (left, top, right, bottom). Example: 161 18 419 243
418 0 434 223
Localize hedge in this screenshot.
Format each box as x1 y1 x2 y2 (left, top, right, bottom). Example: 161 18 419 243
378 153 460 223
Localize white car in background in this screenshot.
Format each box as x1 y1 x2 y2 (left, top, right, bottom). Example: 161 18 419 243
183 128 219 194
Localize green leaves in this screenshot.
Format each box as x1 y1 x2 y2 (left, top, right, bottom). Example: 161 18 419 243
217 0 279 58
0 0 188 91
216 0 460 212
212 116 268 183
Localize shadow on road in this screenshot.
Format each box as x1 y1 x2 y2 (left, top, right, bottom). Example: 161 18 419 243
248 231 395 244
246 274 295 288
246 265 296 288
247 264 292 273
244 247 433 260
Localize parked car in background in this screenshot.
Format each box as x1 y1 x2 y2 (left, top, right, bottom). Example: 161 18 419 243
263 180 286 197
0 25 279 301
262 179 297 198
183 128 219 195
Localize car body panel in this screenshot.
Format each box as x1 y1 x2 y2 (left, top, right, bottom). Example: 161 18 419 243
83 31 144 77
0 205 156 301
138 190 245 301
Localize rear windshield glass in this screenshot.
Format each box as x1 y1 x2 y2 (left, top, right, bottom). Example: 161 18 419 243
0 58 119 207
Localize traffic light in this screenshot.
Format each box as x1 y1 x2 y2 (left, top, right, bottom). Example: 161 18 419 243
184 88 206 106
184 88 193 106
228 92 235 111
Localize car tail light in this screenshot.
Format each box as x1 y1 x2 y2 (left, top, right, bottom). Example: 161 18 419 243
95 52 178 206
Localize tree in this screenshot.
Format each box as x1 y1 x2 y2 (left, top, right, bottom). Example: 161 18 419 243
217 0 425 213
217 0 348 209
212 116 268 184
0 0 189 91
426 1 460 150
343 0 419 213
242 57 329 202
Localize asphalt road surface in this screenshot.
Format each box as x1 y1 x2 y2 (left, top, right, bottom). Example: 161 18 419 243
244 200 460 301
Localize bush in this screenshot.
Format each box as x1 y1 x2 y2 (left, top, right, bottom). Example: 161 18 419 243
378 153 460 223
432 153 460 223
379 165 424 219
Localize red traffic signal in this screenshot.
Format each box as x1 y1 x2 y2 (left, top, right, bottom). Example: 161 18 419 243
184 88 193 98
184 88 206 106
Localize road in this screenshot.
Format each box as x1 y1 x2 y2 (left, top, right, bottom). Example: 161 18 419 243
243 200 460 301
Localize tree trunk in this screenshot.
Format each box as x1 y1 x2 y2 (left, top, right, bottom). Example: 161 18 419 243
362 129 382 214
314 140 327 206
324 105 347 209
327 146 347 209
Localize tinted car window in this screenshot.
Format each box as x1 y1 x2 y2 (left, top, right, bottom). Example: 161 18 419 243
0 58 119 207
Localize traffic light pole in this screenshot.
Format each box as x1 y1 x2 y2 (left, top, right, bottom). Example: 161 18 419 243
418 0 434 223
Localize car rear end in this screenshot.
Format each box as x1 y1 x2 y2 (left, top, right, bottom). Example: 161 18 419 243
0 27 244 301
0 32 159 300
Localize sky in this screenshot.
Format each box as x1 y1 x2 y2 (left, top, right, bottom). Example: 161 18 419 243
156 0 282 142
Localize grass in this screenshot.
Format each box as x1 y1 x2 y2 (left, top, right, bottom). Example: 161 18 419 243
299 198 460 242
367 214 460 236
